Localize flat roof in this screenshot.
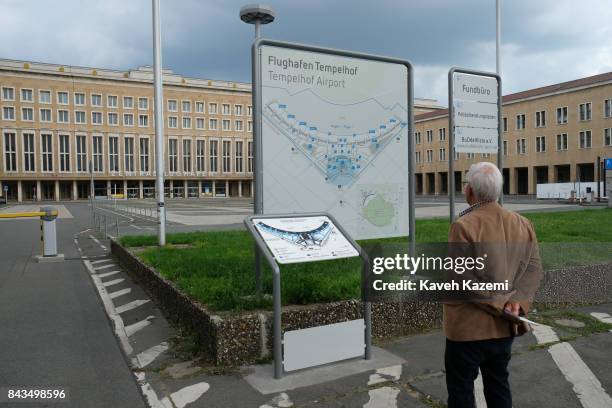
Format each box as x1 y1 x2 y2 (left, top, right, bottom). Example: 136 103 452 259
0 58 252 92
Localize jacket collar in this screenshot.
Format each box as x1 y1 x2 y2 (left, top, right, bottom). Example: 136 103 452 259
459 200 496 218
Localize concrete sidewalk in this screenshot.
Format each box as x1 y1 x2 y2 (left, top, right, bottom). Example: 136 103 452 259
0 206 145 408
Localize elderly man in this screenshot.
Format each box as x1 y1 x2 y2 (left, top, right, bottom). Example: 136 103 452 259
444 162 543 408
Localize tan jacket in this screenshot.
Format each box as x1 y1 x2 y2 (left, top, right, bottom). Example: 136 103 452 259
443 202 543 341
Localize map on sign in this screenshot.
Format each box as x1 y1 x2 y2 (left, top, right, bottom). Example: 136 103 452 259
452 71 500 153
252 215 359 264
260 45 410 239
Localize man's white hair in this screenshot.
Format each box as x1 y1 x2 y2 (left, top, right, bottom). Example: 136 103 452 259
466 162 503 202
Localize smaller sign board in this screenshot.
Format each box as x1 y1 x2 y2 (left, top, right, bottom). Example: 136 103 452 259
452 73 498 103
450 70 500 153
251 215 359 264
605 158 612 170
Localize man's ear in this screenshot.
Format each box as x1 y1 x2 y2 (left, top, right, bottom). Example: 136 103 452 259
465 185 475 204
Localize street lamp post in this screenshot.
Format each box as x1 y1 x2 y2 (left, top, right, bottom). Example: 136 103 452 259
152 0 166 246
240 4 275 40
240 4 275 292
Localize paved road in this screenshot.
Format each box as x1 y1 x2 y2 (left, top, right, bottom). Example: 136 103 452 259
2 201 612 407
0 203 146 407
78 197 599 239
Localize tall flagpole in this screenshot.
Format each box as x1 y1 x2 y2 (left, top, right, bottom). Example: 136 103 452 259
496 0 503 205
152 0 166 245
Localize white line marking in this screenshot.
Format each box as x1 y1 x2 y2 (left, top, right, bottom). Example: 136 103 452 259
109 288 131 299
259 393 293 408
135 372 209 408
367 365 401 386
94 263 115 270
98 270 121 278
89 235 100 245
100 245 107 250
531 324 560 344
116 299 150 314
590 312 612 326
133 342 169 368
134 372 168 408
532 322 612 407
125 315 155 337
165 382 210 408
549 342 612 408
80 231 208 408
132 225 143 230
102 278 124 288
364 365 401 408
83 260 133 355
91 258 112 265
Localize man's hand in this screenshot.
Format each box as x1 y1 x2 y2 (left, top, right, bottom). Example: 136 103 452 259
504 301 521 316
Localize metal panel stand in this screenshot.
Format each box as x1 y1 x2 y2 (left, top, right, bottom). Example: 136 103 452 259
245 212 371 379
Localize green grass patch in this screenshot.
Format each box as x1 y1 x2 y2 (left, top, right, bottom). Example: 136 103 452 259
121 208 612 311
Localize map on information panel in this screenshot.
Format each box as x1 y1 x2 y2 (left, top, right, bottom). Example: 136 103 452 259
252 215 359 264
260 44 410 239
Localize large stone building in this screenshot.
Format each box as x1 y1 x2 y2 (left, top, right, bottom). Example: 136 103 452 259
0 59 255 201
415 72 612 195
0 58 443 202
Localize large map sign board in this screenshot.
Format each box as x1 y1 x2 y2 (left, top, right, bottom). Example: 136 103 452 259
258 43 411 240
252 215 358 264
451 71 500 153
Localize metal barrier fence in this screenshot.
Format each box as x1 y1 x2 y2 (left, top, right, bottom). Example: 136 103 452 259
91 198 157 239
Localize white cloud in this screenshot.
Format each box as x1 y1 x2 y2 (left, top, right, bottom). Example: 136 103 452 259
0 0 610 106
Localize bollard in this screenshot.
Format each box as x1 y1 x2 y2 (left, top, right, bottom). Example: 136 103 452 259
36 206 64 263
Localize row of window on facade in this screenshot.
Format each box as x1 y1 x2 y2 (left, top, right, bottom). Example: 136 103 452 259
415 129 612 164
415 99 612 145
0 106 252 131
0 86 252 116
2 132 253 175
506 103 610 130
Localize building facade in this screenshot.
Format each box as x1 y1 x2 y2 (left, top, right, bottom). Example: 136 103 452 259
0 58 443 202
414 72 612 195
0 59 255 202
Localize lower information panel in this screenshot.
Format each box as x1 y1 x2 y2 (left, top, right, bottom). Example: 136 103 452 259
283 319 365 372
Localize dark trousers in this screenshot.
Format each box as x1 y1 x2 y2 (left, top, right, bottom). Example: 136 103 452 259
445 337 514 408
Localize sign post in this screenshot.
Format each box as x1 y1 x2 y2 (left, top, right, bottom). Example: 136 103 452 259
244 213 370 379
448 68 502 222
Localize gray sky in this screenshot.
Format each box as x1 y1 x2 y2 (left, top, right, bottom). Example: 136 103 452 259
1 0 610 105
